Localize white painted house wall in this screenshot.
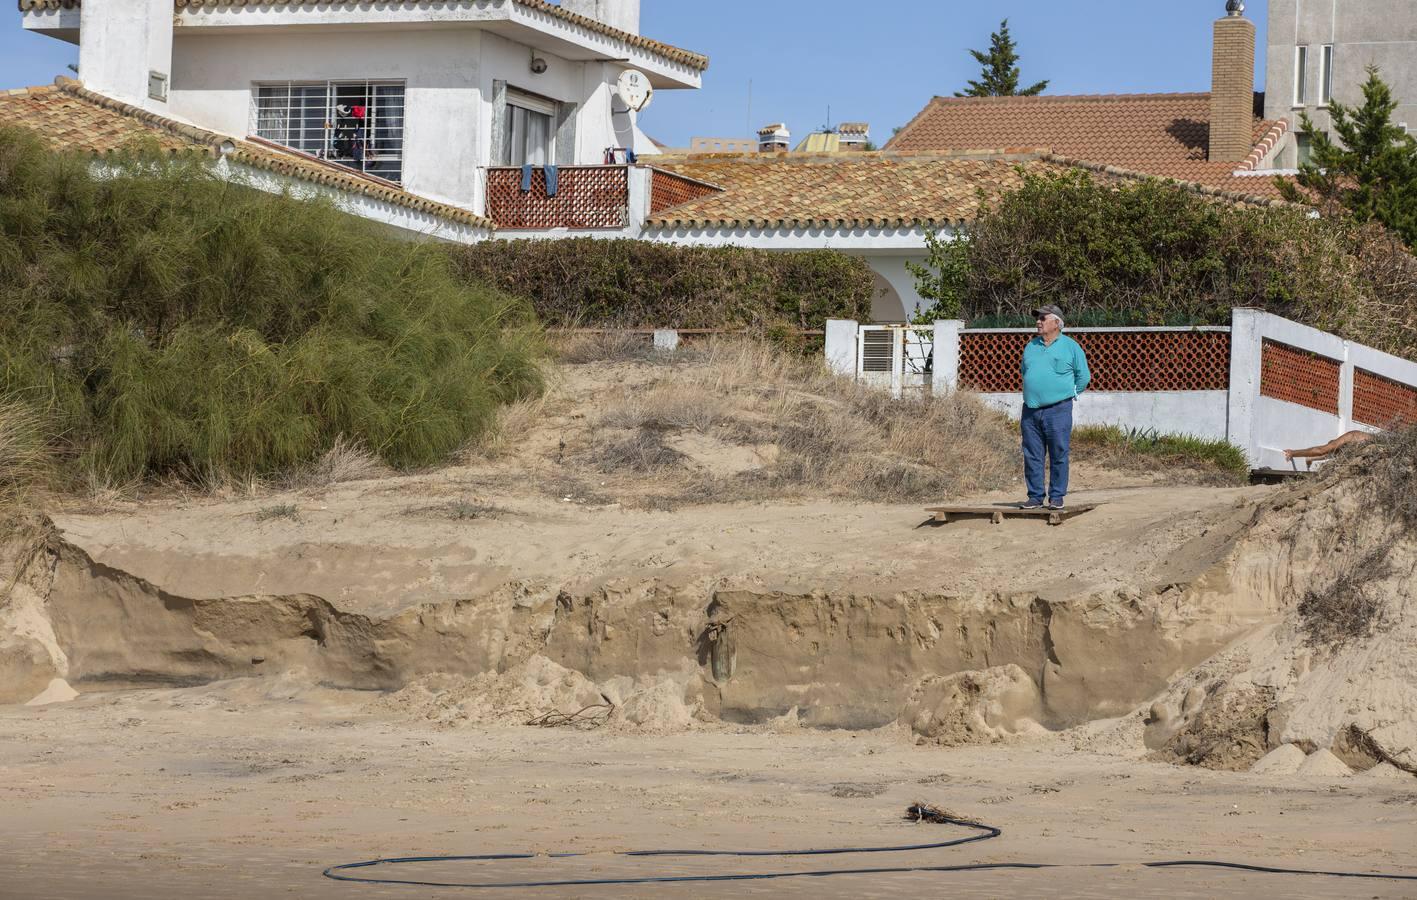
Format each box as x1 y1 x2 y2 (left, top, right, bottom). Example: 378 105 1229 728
24 0 697 220
172 30 488 210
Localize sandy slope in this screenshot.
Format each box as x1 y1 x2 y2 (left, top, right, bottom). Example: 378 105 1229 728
6 358 1417 898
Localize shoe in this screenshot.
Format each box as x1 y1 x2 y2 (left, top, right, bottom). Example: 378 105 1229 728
1048 500 1065 510
1020 500 1045 510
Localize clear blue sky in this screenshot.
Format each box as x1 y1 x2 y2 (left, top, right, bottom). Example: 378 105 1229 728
3 1 1271 146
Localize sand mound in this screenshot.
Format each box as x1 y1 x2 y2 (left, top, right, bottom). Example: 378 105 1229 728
1362 762 1416 782
24 677 78 706
377 656 702 733
1296 748 1353 779
901 664 1046 745
381 656 607 727
1143 441 1417 776
1249 743 1307 776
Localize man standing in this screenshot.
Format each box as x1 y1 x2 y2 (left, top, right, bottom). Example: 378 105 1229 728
1020 305 1090 510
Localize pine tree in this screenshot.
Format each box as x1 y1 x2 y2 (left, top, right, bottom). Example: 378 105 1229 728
1279 66 1417 247
955 19 1049 98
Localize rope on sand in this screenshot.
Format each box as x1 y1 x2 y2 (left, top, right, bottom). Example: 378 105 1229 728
322 803 1417 889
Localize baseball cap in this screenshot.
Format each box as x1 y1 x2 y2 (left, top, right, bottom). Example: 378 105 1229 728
1031 304 1064 321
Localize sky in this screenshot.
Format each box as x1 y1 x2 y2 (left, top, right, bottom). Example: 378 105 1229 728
2 1 1272 147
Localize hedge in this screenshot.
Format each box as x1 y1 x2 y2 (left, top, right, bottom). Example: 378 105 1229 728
450 238 875 330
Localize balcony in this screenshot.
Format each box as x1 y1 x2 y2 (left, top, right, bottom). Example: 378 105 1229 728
485 165 630 230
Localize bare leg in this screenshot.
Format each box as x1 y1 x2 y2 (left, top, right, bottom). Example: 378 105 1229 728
1283 430 1373 466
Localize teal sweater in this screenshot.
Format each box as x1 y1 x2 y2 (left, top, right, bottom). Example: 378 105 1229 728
1021 334 1091 409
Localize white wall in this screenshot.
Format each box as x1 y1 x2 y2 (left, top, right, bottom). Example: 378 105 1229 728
79 0 171 111
859 254 928 323
977 392 1231 441
171 28 632 213
171 30 486 209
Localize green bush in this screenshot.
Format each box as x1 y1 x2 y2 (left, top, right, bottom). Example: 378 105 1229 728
0 127 543 482
450 238 874 330
911 170 1417 359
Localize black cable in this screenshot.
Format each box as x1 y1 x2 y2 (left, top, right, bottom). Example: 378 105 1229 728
322 808 1417 890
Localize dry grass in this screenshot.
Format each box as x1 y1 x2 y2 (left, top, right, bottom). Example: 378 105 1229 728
0 397 51 515
550 331 658 365
288 435 390 489
254 503 300 522
575 339 1019 507
464 396 551 461
1371 425 1417 528
1297 546 1393 648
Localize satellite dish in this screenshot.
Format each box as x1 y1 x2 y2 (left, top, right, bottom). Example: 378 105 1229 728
616 69 653 113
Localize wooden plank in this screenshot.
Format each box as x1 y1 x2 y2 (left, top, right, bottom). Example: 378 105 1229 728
924 503 1098 527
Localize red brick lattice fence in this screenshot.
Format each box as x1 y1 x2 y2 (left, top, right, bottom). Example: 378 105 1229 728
1354 368 1417 427
958 330 1232 393
1259 339 1341 415
485 165 629 229
648 168 722 216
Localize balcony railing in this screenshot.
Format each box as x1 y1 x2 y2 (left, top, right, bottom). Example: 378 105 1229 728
485 165 629 229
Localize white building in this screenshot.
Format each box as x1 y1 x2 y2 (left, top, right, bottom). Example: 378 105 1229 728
7 0 1288 323
18 0 705 215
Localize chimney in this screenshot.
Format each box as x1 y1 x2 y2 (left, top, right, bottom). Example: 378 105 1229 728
79 0 174 110
1209 0 1256 163
560 0 640 36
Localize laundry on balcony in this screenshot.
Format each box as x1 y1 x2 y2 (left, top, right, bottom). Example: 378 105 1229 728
520 164 559 197
603 147 637 165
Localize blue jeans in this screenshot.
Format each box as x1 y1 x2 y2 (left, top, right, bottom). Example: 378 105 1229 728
1021 399 1073 504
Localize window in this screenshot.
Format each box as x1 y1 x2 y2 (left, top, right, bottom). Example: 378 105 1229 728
1293 45 1308 106
252 80 406 183
499 89 556 167
1320 44 1334 106
1296 132 1314 166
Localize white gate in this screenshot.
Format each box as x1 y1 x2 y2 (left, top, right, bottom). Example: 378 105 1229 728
856 325 933 398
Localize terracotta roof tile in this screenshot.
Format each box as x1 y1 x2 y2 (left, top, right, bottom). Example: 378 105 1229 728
0 78 493 230
646 149 1290 231
884 92 1290 199
17 0 708 72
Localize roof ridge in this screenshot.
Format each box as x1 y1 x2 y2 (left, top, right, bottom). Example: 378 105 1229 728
653 147 1055 164
2 85 59 98
928 91 1215 104
18 0 709 71
1039 153 1293 208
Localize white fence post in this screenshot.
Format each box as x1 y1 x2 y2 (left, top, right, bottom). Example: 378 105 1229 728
824 319 858 377
1227 308 1263 466
652 329 680 353
931 319 963 395
1338 350 1355 433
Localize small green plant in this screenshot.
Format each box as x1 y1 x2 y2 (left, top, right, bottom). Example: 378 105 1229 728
1073 425 1249 480
255 503 299 522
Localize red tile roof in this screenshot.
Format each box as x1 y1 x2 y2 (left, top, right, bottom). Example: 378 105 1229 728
885 92 1290 200
0 79 493 229
16 0 709 72
646 149 1289 231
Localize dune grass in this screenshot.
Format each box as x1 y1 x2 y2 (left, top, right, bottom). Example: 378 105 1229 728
0 127 543 485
